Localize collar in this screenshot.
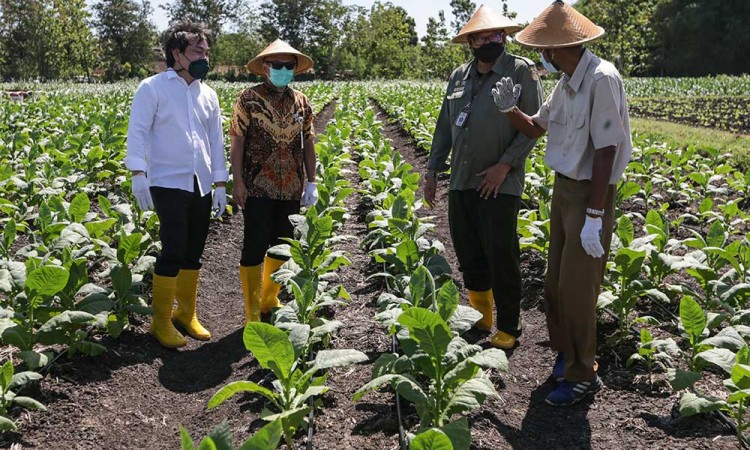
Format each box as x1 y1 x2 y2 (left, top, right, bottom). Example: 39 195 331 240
165 68 200 86
566 48 593 93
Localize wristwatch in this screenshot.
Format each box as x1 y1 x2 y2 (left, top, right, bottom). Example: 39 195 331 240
586 207 605 217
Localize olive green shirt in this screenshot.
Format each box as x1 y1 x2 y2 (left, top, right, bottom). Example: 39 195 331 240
427 51 543 196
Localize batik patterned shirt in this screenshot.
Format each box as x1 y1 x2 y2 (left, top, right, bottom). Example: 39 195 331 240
230 81 314 200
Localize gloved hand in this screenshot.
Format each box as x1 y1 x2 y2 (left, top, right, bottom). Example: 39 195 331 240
580 216 605 258
301 182 318 207
131 174 153 211
212 186 227 218
492 77 522 112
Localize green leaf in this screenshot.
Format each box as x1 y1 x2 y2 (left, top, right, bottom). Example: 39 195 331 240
0 415 18 431
409 265 430 308
444 377 497 417
678 392 725 417
243 322 294 381
26 265 69 298
667 368 702 391
702 327 746 352
206 421 232 450
69 192 91 223
617 214 634 247
679 296 706 346
440 418 471 450
117 232 143 265
110 265 132 299
313 349 368 370
288 324 311 360
399 308 452 364
705 221 725 248
179 426 196 450
469 348 509 372
696 348 737 374
12 396 46 411
238 419 283 450
410 429 454 450
2 326 32 351
208 381 277 409
9 370 43 390
731 363 750 390
437 281 459 322
0 360 12 390
17 351 49 370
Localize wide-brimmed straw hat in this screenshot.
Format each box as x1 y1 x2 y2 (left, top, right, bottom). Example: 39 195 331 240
515 0 604 49
246 39 313 76
452 5 523 44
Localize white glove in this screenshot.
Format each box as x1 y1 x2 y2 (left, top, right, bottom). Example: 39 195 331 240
131 174 153 211
212 186 227 218
491 77 522 112
580 216 605 258
301 182 318 207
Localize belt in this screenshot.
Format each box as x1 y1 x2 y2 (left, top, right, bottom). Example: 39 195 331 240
555 172 575 180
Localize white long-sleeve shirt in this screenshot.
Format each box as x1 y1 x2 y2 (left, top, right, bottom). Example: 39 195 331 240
125 69 228 196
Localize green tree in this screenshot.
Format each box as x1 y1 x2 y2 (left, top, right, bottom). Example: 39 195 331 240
258 0 317 51
305 0 352 79
575 0 660 76
450 0 476 34
0 0 51 80
92 0 156 80
162 0 242 37
48 0 97 79
421 11 466 80
340 2 419 79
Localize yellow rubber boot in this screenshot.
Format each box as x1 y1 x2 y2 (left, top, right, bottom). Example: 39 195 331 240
150 275 187 348
260 256 285 314
172 269 211 340
468 289 494 331
490 331 517 350
240 265 262 324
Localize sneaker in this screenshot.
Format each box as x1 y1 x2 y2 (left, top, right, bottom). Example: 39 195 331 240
545 376 603 406
550 352 564 382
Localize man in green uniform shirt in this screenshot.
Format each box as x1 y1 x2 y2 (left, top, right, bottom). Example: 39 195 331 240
424 5 543 349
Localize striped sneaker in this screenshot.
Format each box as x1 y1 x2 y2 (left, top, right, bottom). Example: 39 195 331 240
545 376 603 406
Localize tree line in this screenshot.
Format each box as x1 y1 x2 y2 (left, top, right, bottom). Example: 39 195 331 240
0 0 747 82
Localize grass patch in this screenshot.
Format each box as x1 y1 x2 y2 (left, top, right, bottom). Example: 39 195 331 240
631 117 750 169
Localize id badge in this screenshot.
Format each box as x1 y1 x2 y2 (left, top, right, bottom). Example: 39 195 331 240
455 105 471 128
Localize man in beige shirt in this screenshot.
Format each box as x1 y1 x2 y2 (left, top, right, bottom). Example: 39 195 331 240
492 0 632 406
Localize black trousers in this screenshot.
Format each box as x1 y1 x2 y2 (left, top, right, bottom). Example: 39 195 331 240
448 189 522 337
241 197 299 266
151 178 212 277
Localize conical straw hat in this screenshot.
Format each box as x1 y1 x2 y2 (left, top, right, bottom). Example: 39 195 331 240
515 0 604 49
452 5 523 44
246 39 314 76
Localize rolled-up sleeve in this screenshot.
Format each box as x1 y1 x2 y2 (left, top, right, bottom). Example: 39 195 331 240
426 84 453 172
531 91 553 131
590 75 627 150
498 66 543 168
124 81 156 172
208 92 228 183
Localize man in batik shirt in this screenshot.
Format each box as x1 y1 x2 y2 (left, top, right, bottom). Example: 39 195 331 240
229 40 317 324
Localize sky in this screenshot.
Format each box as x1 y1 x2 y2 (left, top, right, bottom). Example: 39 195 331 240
88 0 556 37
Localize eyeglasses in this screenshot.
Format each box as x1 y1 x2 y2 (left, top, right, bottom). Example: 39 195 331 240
470 32 504 47
267 60 296 70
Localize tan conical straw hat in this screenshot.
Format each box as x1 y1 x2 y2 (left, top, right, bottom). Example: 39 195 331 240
246 39 313 76
515 0 604 49
452 4 523 43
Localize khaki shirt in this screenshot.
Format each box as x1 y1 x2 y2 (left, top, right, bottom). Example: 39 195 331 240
427 51 543 196
229 81 314 201
532 49 632 184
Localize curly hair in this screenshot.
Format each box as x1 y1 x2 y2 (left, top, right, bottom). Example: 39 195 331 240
162 20 213 68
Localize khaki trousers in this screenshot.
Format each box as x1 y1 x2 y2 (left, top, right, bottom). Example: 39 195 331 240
544 175 615 382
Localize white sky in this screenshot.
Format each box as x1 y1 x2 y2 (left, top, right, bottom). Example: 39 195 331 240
86 0 557 37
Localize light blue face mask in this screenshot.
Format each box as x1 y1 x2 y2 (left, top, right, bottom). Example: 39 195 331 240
269 67 294 88
540 51 559 74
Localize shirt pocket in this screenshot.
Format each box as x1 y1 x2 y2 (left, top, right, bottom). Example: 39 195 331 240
547 105 567 145
446 88 468 121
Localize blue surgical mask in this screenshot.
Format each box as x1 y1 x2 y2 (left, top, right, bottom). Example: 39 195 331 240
269 67 294 88
540 51 559 74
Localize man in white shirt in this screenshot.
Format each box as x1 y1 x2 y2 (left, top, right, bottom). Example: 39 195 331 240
125 21 228 348
492 0 632 406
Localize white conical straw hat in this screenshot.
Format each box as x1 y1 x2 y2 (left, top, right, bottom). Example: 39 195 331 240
452 4 523 44
246 39 313 76
515 0 604 49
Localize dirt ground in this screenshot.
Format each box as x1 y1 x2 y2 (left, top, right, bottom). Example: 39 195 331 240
0 101 740 450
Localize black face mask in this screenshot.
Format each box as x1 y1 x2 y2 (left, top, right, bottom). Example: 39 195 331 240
472 42 505 63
